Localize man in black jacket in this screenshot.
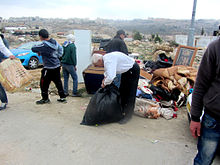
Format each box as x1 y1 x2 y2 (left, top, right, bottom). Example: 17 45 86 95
190 38 220 165
106 29 128 55
106 30 129 88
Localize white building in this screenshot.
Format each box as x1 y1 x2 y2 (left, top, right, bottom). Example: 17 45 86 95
175 35 218 48
5 26 27 31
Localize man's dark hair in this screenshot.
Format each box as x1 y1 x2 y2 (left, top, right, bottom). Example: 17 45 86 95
39 29 49 38
116 29 126 36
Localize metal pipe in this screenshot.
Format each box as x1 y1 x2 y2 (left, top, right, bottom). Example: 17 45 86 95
187 0 197 46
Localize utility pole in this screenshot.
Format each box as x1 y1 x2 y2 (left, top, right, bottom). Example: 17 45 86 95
187 0 197 46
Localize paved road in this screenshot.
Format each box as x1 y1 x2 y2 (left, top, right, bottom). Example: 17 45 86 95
0 92 219 165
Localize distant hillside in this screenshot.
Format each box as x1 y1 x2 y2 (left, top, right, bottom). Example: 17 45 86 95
104 18 220 36
5 17 220 38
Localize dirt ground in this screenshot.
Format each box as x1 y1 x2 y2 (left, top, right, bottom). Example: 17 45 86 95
0 69 220 165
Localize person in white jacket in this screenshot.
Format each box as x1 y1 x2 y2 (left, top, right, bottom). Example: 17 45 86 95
91 51 140 124
0 37 15 110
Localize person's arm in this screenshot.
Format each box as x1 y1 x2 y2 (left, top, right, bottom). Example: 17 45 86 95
31 42 44 53
0 38 13 58
120 41 128 55
70 44 77 67
57 43 63 58
191 45 216 121
190 43 216 138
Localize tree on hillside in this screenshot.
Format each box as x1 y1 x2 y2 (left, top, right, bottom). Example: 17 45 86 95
133 31 143 40
154 34 162 43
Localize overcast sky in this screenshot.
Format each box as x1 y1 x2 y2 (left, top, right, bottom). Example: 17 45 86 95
1 0 220 20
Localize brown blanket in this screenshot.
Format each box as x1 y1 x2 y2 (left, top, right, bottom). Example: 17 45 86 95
151 65 197 95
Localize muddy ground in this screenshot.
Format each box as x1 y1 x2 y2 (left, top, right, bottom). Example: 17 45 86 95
0 69 220 165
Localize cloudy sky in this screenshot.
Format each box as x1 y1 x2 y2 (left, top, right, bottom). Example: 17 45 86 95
1 0 220 20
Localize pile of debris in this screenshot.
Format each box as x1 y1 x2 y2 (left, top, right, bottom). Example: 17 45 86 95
126 41 176 61
135 65 197 120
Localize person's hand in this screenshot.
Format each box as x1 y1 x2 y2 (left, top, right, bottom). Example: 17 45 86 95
101 78 105 88
9 55 15 60
190 121 201 138
74 66 77 71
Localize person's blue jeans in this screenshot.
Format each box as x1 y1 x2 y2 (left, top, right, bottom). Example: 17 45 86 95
113 74 121 88
194 113 220 165
62 63 78 95
0 83 8 103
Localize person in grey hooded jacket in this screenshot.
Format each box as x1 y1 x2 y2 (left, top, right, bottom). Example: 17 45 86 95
32 29 66 104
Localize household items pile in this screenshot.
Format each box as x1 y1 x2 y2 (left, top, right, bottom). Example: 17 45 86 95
134 98 177 120
135 65 197 120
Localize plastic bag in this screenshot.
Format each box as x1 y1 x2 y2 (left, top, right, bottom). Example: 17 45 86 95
159 108 176 120
134 98 161 119
0 59 33 92
81 84 123 125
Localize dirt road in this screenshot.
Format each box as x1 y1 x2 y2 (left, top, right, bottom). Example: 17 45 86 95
0 91 220 165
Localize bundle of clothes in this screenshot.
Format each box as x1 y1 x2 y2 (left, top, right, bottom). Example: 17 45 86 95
135 53 197 120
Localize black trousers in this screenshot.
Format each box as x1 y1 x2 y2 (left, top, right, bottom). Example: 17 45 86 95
40 67 65 100
119 62 140 117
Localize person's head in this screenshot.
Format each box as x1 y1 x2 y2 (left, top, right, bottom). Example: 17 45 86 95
66 34 75 42
38 29 49 40
116 29 126 40
91 53 104 67
0 28 5 34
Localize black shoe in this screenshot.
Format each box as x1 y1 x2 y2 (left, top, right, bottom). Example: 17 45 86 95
36 99 50 105
57 98 67 103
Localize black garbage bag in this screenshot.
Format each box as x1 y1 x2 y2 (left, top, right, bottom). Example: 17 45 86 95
81 84 123 126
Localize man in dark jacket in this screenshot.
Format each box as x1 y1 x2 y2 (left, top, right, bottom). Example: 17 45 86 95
61 34 80 97
32 29 66 104
106 29 128 55
190 38 220 165
106 30 129 88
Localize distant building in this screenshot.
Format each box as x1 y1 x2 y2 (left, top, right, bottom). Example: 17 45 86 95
5 26 27 31
175 35 218 48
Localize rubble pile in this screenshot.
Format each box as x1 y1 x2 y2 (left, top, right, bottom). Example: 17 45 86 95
126 41 176 61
